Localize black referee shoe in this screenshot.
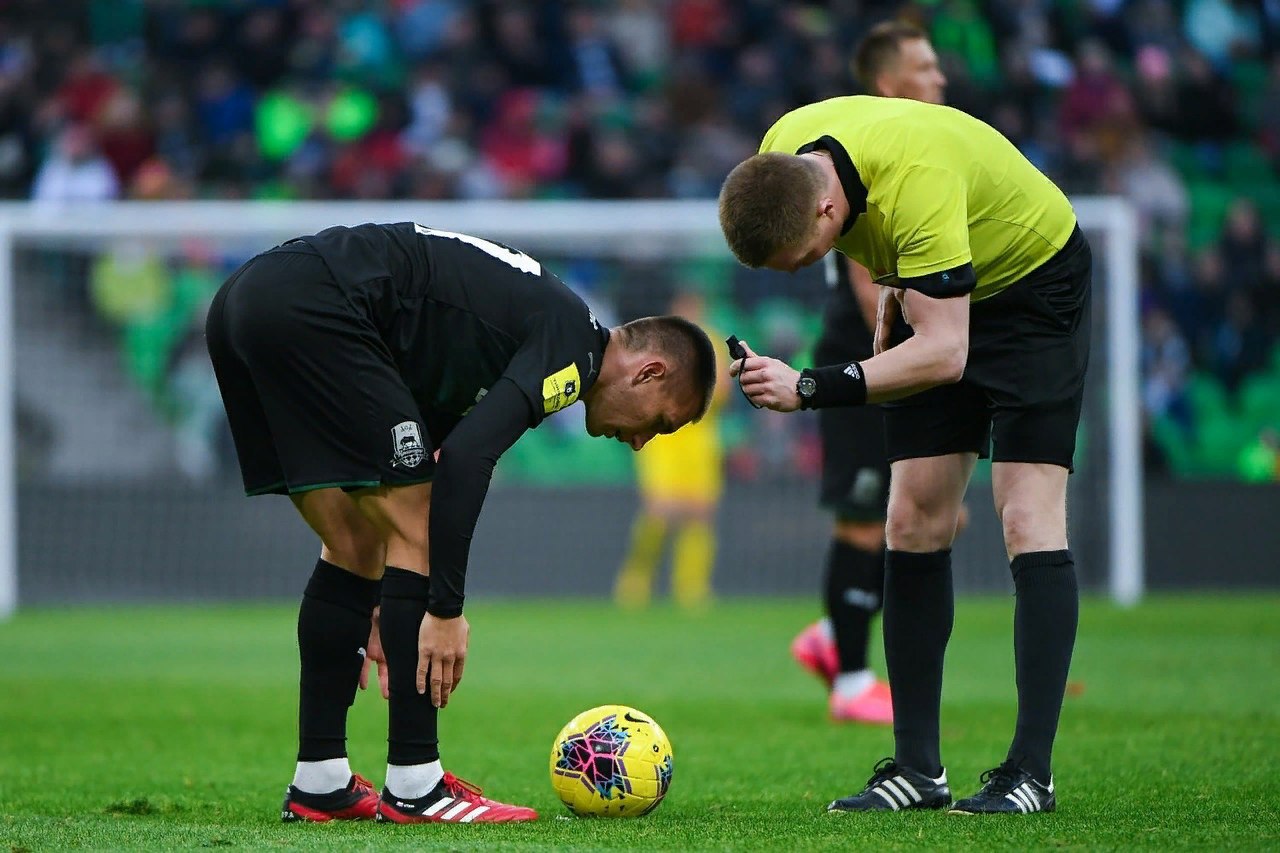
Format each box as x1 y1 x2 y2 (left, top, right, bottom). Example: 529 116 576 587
827 757 951 812
949 762 1055 815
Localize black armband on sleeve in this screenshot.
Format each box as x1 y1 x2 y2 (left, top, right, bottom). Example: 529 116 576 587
426 379 534 618
802 362 868 409
899 262 977 298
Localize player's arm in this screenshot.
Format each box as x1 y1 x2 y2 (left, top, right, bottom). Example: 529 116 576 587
426 378 533 620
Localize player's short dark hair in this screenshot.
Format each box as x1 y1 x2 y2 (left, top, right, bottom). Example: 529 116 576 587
719 152 824 268
620 315 718 421
853 21 928 90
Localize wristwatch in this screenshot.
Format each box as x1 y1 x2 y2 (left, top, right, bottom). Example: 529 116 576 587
796 372 817 409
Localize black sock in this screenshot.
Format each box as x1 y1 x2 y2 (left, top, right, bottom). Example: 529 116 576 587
381 567 440 766
882 549 953 777
824 539 885 673
297 559 381 762
1006 550 1078 784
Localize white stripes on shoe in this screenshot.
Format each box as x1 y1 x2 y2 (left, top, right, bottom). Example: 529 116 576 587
1004 782 1042 813
421 796 454 817
411 796 491 822
870 775 925 810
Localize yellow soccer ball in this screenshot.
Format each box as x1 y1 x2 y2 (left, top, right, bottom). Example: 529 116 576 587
549 705 674 817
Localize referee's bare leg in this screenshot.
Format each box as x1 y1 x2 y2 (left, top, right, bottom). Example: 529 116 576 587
881 452 974 778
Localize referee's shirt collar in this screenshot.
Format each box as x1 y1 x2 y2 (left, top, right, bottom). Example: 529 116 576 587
795 135 868 235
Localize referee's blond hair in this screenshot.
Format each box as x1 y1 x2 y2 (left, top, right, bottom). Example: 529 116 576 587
718 152 824 268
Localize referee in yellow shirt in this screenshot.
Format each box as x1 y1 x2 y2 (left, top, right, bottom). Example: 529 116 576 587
719 96 1090 815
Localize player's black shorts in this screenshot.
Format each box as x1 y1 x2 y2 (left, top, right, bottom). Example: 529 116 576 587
883 225 1092 470
818 405 890 521
814 333 890 521
205 245 436 496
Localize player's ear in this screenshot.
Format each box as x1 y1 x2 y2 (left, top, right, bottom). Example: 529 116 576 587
635 359 667 384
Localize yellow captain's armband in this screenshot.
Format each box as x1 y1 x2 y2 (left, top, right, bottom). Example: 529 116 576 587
542 363 581 414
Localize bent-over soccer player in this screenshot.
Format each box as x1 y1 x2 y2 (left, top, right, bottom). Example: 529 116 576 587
720 96 1090 815
205 223 716 824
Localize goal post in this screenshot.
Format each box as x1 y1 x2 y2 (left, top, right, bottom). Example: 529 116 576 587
1078 197 1145 607
0 197 1142 618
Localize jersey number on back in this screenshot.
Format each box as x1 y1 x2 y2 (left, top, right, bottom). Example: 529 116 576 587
414 225 542 276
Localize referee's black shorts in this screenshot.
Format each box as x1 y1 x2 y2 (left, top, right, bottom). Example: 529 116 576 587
205 245 436 496
883 225 1092 470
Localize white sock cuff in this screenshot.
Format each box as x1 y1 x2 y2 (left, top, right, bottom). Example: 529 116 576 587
292 757 352 794
385 760 444 801
832 669 875 699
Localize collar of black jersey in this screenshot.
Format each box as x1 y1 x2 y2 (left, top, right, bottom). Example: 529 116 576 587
795 136 868 235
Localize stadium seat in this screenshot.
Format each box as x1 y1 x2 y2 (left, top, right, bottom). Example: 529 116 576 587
1184 371 1230 419
1231 59 1270 131
1185 182 1237 250
1195 416 1249 476
1224 143 1275 186
1151 414 1196 476
1239 376 1280 431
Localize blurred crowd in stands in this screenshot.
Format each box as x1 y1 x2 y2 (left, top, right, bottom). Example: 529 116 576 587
2 0 1278 480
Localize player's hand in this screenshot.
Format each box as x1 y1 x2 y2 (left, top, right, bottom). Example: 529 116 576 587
732 341 802 413
359 605 390 700
874 285 901 356
417 612 470 709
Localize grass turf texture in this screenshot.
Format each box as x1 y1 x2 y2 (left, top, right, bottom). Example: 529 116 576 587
1 596 1277 850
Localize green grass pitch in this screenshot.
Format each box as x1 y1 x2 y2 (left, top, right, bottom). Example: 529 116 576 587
1 595 1277 850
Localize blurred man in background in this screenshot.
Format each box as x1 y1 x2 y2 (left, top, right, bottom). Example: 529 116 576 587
791 21 967 726
615 290 728 610
207 222 715 825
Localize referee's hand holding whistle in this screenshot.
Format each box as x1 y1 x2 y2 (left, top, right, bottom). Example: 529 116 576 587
728 340 803 413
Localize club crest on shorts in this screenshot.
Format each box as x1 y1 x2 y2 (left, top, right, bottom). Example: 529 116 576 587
390 421 426 468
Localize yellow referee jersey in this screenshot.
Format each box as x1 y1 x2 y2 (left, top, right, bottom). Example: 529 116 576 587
759 96 1077 301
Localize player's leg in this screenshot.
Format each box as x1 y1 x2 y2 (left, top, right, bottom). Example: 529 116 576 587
208 248 387 821
824 517 893 723
817 404 894 721
614 499 668 609
284 488 385 819
794 406 885 691
353 483 538 823
670 501 717 609
347 484 441 800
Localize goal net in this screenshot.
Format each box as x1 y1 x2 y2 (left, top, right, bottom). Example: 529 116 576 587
0 198 1140 615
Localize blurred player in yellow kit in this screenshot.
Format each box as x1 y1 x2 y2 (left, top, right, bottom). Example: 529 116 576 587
615 291 727 609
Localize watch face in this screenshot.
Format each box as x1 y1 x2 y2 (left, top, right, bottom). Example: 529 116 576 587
798 376 817 397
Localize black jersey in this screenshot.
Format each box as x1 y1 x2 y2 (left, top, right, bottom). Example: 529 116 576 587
299 222 609 430
814 254 874 366
269 223 610 617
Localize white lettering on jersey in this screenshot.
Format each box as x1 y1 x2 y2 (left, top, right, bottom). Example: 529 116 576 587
414 225 542 276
